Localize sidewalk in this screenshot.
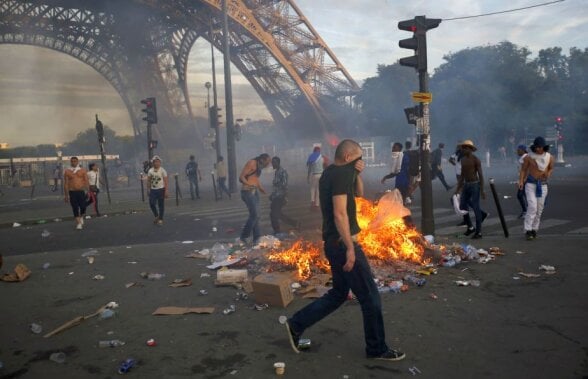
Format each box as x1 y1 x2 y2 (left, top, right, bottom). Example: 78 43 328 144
0 233 586 378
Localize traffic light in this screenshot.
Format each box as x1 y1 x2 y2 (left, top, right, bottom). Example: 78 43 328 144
398 16 441 72
141 97 158 124
209 106 222 128
554 116 563 131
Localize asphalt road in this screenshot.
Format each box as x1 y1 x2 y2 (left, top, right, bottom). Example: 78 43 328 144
0 159 587 378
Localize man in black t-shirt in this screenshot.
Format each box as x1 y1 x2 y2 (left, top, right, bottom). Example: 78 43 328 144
284 139 405 362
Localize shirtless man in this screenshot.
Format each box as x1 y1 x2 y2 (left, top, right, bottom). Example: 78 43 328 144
454 140 488 239
518 136 554 240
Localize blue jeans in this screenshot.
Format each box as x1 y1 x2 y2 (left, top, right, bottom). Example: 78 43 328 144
289 241 388 357
460 182 486 233
188 176 199 199
240 189 260 242
149 188 165 219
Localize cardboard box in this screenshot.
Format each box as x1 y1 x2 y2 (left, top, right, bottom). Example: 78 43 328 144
252 273 294 308
216 269 248 284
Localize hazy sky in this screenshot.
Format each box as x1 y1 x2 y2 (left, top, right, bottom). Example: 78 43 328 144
0 0 586 147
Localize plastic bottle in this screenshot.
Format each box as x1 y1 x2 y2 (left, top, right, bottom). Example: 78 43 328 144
147 273 165 280
30 323 43 334
98 340 125 348
100 309 115 319
403 275 426 287
118 358 135 374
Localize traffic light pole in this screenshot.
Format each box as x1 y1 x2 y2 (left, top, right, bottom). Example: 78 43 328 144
418 74 434 235
222 0 237 193
147 122 153 161
209 21 222 161
95 115 111 204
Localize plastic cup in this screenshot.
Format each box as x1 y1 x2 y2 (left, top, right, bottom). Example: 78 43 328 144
273 362 285 375
49 352 66 364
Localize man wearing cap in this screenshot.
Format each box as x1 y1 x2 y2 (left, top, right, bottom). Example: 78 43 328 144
515 144 529 219
146 156 168 226
518 136 554 240
454 140 488 239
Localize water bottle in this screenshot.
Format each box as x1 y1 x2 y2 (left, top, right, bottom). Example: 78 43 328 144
404 275 426 287
100 309 115 319
118 358 135 374
98 339 125 348
146 273 165 280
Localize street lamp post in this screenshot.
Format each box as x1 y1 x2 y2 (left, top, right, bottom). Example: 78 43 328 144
209 22 222 163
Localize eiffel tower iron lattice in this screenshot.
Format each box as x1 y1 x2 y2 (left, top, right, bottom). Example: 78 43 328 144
0 0 359 138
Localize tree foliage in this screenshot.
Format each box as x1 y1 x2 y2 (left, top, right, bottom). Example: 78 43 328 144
356 41 588 154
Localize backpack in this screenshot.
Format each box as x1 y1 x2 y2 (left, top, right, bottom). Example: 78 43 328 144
407 150 420 176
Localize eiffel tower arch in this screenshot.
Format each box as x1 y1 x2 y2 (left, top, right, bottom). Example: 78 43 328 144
0 0 359 142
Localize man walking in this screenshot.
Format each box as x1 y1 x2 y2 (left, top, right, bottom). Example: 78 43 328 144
404 141 420 204
215 156 231 199
269 156 299 237
238 153 271 245
185 155 202 200
147 156 168 226
63 156 89 230
285 139 405 361
518 137 554 240
431 143 452 190
454 140 488 239
307 146 325 208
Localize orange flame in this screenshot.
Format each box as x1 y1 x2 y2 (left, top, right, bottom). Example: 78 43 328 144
267 240 330 279
267 195 426 279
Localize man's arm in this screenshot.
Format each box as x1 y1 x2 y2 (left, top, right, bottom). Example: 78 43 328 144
333 194 355 272
354 159 365 197
381 172 397 183
454 170 464 195
545 155 555 180
163 174 169 197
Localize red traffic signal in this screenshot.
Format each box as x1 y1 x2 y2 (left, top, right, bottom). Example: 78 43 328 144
398 16 441 72
141 97 158 124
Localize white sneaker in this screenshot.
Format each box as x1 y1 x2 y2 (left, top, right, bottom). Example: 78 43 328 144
76 223 83 230
80 217 84 225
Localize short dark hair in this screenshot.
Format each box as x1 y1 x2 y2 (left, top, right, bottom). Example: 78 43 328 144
70 156 78 160
88 163 96 170
335 139 361 160
272 156 280 164
405 141 412 149
189 155 195 160
258 153 270 161
393 142 403 150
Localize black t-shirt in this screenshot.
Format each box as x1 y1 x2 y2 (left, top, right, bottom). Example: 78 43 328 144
319 164 361 242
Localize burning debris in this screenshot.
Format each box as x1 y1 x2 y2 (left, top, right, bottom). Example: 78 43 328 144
267 192 428 279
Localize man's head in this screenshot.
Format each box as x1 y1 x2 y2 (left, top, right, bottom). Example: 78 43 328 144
152 155 162 168
530 136 549 153
516 144 527 156
313 146 321 153
88 163 97 171
218 155 224 162
334 139 362 164
189 155 195 161
70 157 79 167
460 140 477 156
439 143 445 149
405 141 412 150
392 142 403 152
272 156 281 170
258 153 271 168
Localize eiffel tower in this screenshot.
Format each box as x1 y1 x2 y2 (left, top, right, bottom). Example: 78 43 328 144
0 0 359 139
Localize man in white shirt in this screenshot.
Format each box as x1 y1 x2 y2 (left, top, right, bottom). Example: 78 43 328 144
146 156 168 226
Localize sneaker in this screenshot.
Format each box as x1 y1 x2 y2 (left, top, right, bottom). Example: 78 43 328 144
368 349 406 361
525 231 534 241
157 219 163 226
472 233 482 239
464 227 475 236
76 223 83 230
531 230 537 238
285 321 300 354
153 217 159 224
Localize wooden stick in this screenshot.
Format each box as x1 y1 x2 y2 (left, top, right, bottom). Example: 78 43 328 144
44 304 108 338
